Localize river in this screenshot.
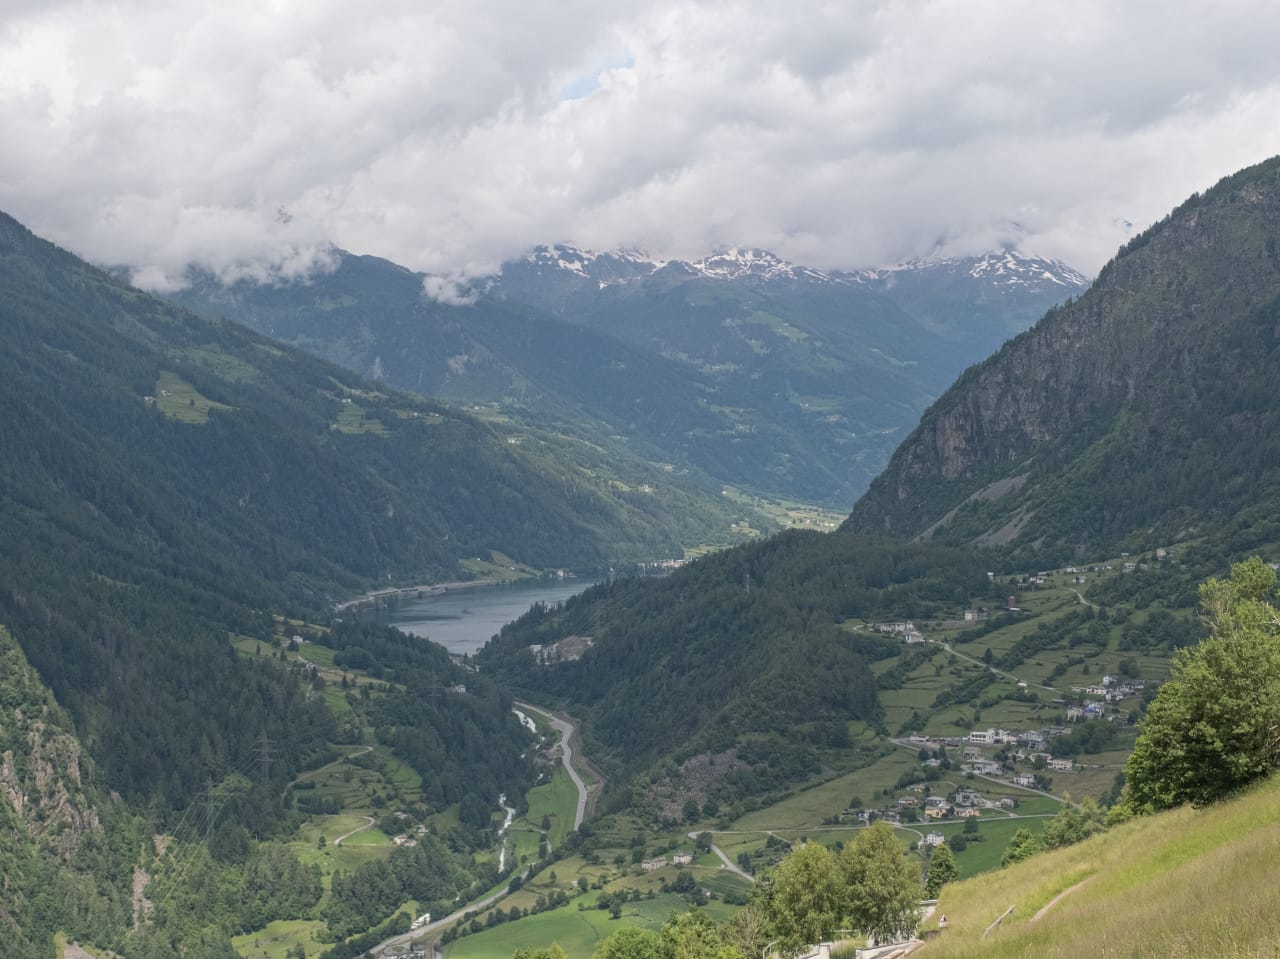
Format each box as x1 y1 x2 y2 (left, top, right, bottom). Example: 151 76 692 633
368 577 597 655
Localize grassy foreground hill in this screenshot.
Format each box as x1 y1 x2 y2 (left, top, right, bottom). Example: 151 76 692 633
919 773 1280 958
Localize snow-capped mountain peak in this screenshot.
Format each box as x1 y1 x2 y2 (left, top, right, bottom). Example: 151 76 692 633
687 248 837 283
963 250 1088 289
521 244 667 289
520 244 843 286
525 244 664 275
515 244 1087 295
866 248 1089 294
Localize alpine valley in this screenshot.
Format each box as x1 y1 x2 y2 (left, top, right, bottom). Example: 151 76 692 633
4 157 1280 959
168 244 1085 508
483 158 1280 787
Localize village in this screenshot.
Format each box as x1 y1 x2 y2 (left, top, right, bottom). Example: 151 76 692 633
849 554 1173 836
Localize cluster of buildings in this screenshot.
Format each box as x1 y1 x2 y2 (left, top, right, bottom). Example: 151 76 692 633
526 634 594 665
1069 674 1146 712
878 621 925 644
898 720 1085 793
641 851 694 872
847 780 1021 828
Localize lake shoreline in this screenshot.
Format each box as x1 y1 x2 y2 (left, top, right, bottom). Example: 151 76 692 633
364 577 599 656
333 577 507 613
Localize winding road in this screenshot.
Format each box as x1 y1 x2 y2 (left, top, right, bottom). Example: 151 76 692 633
371 702 597 956
514 701 593 828
929 638 1060 695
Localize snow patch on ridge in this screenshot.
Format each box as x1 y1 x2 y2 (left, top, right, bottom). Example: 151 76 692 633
688 247 838 283
522 244 842 286
868 248 1089 293
515 244 1087 293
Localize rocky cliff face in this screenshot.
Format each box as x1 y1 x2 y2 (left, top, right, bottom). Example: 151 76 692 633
0 626 101 859
847 157 1280 559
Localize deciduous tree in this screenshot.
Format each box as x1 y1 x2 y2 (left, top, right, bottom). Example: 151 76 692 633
1000 828 1040 867
593 926 661 959
924 844 958 898
767 841 844 956
1042 796 1106 849
1125 557 1280 811
839 822 920 945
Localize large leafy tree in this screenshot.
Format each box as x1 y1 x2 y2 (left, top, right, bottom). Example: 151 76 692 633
1000 828 1041 868
839 822 921 945
1041 796 1107 849
1125 557 1280 811
591 912 742 959
767 842 845 955
658 911 743 959
593 927 662 959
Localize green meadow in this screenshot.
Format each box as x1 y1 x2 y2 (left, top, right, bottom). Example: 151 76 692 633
919 774 1280 958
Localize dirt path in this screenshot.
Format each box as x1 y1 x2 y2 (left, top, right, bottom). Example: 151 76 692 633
689 831 755 883
1072 588 1098 610
930 638 1060 695
333 815 376 846
1030 876 1094 923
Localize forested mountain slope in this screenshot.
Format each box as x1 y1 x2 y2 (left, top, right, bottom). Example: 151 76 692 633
0 208 725 813
0 210 633 955
847 156 1280 565
478 534 985 795
476 157 1280 822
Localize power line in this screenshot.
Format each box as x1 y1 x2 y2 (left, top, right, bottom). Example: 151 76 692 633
256 732 276 782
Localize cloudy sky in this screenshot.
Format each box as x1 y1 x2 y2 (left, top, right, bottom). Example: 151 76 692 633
3 0 1280 290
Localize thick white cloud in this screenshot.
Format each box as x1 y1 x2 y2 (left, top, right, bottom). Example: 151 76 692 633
2 0 1279 286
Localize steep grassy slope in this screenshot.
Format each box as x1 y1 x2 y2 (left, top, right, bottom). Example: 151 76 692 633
848 156 1280 565
919 774 1280 957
